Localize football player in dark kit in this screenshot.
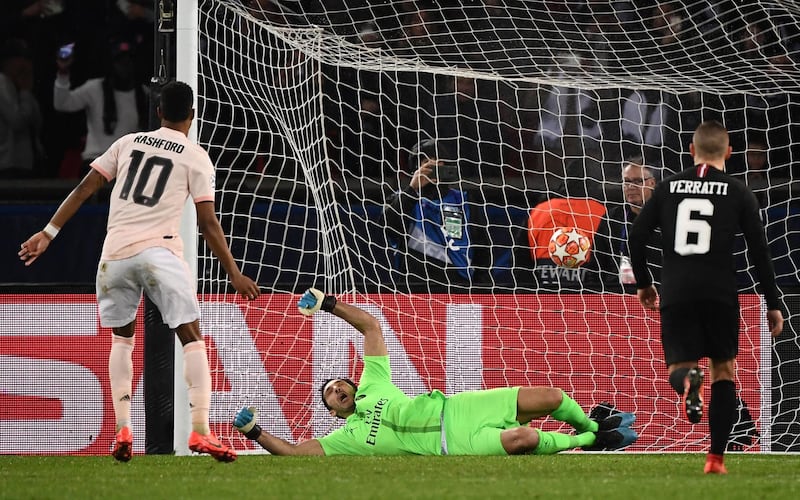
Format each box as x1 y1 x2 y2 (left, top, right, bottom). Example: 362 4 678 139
628 120 783 475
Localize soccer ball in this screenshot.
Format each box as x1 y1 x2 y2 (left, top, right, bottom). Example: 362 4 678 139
548 227 591 269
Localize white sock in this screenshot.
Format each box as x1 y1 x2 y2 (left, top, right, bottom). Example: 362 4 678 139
109 335 135 431
183 340 211 435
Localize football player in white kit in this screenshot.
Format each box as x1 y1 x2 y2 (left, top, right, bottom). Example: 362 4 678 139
19 81 261 462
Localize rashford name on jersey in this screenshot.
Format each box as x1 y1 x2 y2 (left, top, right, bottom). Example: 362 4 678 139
669 180 729 196
132 134 185 154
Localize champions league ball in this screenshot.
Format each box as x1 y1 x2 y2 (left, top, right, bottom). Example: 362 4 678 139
548 227 591 269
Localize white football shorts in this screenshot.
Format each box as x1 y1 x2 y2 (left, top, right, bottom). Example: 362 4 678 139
96 246 200 329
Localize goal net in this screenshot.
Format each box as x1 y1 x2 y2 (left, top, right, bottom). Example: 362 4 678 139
192 0 800 453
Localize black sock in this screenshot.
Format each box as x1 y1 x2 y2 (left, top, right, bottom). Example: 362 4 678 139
668 367 691 395
709 380 736 455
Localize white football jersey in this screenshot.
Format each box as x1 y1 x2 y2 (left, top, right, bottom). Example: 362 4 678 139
91 127 215 261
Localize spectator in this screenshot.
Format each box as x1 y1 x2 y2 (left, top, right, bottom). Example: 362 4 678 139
454 77 506 181
53 39 147 177
628 1 701 167
0 1 65 46
0 38 43 178
744 132 769 184
111 0 155 87
245 0 291 25
534 59 623 172
114 0 154 25
737 12 783 64
620 89 682 162
581 1 633 72
525 159 608 291
535 80 604 165
595 157 662 290
396 7 453 63
381 138 493 292
416 76 506 181
650 1 686 48
740 131 772 207
1 1 67 101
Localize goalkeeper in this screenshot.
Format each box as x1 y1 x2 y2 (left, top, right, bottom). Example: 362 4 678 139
232 289 638 456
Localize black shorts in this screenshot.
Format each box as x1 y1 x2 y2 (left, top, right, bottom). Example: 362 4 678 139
660 301 740 366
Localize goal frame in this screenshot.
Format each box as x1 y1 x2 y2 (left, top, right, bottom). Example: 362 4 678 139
171 0 796 455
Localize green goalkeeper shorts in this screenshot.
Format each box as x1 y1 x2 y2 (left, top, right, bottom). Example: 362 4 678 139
442 387 520 456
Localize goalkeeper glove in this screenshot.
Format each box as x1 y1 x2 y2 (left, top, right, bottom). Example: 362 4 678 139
297 288 337 316
233 406 262 440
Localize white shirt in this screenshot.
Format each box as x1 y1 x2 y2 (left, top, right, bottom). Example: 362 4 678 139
53 74 140 160
91 127 215 260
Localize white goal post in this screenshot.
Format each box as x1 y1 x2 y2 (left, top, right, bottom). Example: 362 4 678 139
175 0 799 454
174 0 201 458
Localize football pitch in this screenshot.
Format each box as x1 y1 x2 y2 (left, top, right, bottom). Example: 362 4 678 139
2 454 799 499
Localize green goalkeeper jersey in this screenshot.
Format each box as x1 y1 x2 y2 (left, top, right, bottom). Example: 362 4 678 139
318 355 445 456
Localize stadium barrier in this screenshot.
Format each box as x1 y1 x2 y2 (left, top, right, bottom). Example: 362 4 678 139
1 292 785 455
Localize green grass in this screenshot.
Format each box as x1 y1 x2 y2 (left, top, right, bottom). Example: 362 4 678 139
2 454 799 499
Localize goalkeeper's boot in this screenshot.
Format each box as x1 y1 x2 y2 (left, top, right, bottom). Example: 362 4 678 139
188 431 237 462
597 411 636 431
599 426 639 450
585 426 638 451
588 401 617 422
704 453 728 474
112 426 133 462
683 368 704 424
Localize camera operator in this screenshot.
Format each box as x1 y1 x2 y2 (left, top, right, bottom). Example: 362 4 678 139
381 138 493 292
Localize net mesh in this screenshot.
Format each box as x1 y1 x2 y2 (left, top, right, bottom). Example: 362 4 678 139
195 0 800 452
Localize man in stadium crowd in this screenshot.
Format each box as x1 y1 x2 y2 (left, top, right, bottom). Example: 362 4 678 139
740 131 772 208
53 39 148 177
381 138 493 293
628 120 783 474
19 81 261 462
594 156 662 291
232 287 638 456
0 38 44 178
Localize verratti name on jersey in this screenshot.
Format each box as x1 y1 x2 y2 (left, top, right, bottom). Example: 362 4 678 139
668 179 729 196
133 134 185 154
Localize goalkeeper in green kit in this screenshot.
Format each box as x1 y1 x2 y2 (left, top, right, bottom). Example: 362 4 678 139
232 289 638 456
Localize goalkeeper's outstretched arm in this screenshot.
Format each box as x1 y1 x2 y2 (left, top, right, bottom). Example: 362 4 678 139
233 407 324 455
297 288 387 356
234 289 389 453
255 433 324 455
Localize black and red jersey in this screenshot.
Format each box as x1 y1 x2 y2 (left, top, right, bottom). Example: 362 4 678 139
629 164 780 310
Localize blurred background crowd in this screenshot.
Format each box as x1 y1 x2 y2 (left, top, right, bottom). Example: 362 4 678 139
0 0 154 180
2 0 799 186
1 0 798 291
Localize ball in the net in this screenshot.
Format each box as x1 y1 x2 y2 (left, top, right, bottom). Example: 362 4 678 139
548 227 591 269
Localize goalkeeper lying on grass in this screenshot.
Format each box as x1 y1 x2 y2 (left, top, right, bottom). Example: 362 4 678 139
233 289 638 456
